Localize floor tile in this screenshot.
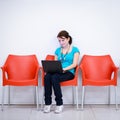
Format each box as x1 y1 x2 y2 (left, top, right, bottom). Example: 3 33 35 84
29 105 95 120
0 104 119 120
0 105 32 120
91 105 120 120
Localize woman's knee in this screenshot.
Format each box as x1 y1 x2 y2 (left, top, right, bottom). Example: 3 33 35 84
51 73 60 83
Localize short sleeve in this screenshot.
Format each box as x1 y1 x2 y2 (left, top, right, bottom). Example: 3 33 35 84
73 46 80 54
55 47 61 56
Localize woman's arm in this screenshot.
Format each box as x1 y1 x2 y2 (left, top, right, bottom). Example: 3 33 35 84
63 52 80 72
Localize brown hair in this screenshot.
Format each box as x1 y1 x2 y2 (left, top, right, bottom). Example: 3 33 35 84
57 30 72 45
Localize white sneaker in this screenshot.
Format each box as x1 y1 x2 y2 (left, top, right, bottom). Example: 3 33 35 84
54 105 64 114
43 105 51 113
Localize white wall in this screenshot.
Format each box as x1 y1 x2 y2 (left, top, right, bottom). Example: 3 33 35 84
0 0 120 105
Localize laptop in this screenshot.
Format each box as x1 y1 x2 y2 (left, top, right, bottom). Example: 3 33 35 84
41 60 63 73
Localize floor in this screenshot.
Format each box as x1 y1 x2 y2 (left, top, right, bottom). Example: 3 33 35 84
0 104 120 120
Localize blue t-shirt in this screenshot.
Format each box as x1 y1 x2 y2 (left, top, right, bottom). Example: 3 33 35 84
55 46 80 74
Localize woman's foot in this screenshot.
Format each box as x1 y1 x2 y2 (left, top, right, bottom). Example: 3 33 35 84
54 105 64 114
43 105 51 113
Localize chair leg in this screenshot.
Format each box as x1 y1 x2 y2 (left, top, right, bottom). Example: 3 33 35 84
8 86 10 105
36 86 39 111
41 86 44 111
75 86 79 109
1 86 5 111
72 86 74 105
34 86 36 105
81 86 85 110
115 86 118 110
108 86 110 105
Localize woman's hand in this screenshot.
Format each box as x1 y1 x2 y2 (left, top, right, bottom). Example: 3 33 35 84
62 68 67 73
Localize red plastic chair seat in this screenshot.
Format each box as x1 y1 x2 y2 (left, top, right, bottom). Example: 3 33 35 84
84 79 116 86
3 79 38 86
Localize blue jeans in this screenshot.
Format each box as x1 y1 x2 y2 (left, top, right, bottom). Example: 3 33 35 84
44 71 74 105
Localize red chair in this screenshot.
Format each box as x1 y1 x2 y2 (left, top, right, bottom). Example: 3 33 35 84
41 54 79 109
1 54 40 110
80 55 119 110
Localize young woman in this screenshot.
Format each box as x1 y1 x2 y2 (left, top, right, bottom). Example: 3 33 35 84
43 30 80 113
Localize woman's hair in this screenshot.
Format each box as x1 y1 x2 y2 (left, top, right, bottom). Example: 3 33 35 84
57 30 72 45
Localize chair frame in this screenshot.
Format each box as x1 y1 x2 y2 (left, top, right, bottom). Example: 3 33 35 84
1 54 40 111
80 55 119 110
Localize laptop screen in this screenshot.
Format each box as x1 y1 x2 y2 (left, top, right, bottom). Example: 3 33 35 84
41 60 63 73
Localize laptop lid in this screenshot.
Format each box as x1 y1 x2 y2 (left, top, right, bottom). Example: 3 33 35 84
41 60 63 73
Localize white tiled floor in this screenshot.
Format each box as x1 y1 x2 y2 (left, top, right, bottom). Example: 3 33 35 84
0 104 120 120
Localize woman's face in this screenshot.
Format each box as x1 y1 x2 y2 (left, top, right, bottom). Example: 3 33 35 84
57 36 70 48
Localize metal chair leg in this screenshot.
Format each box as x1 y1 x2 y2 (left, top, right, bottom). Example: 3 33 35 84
81 86 85 110
75 86 79 109
34 86 36 105
41 87 44 111
36 86 39 111
115 86 118 110
8 86 10 105
72 86 74 105
1 86 5 111
108 86 110 105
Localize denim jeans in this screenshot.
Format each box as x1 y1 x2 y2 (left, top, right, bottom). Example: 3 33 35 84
44 71 74 105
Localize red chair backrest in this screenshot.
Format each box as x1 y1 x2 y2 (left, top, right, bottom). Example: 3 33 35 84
4 54 39 80
45 54 55 60
80 55 115 80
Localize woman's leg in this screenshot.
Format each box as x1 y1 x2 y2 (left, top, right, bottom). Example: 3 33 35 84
44 73 52 105
51 72 74 105
51 73 63 105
